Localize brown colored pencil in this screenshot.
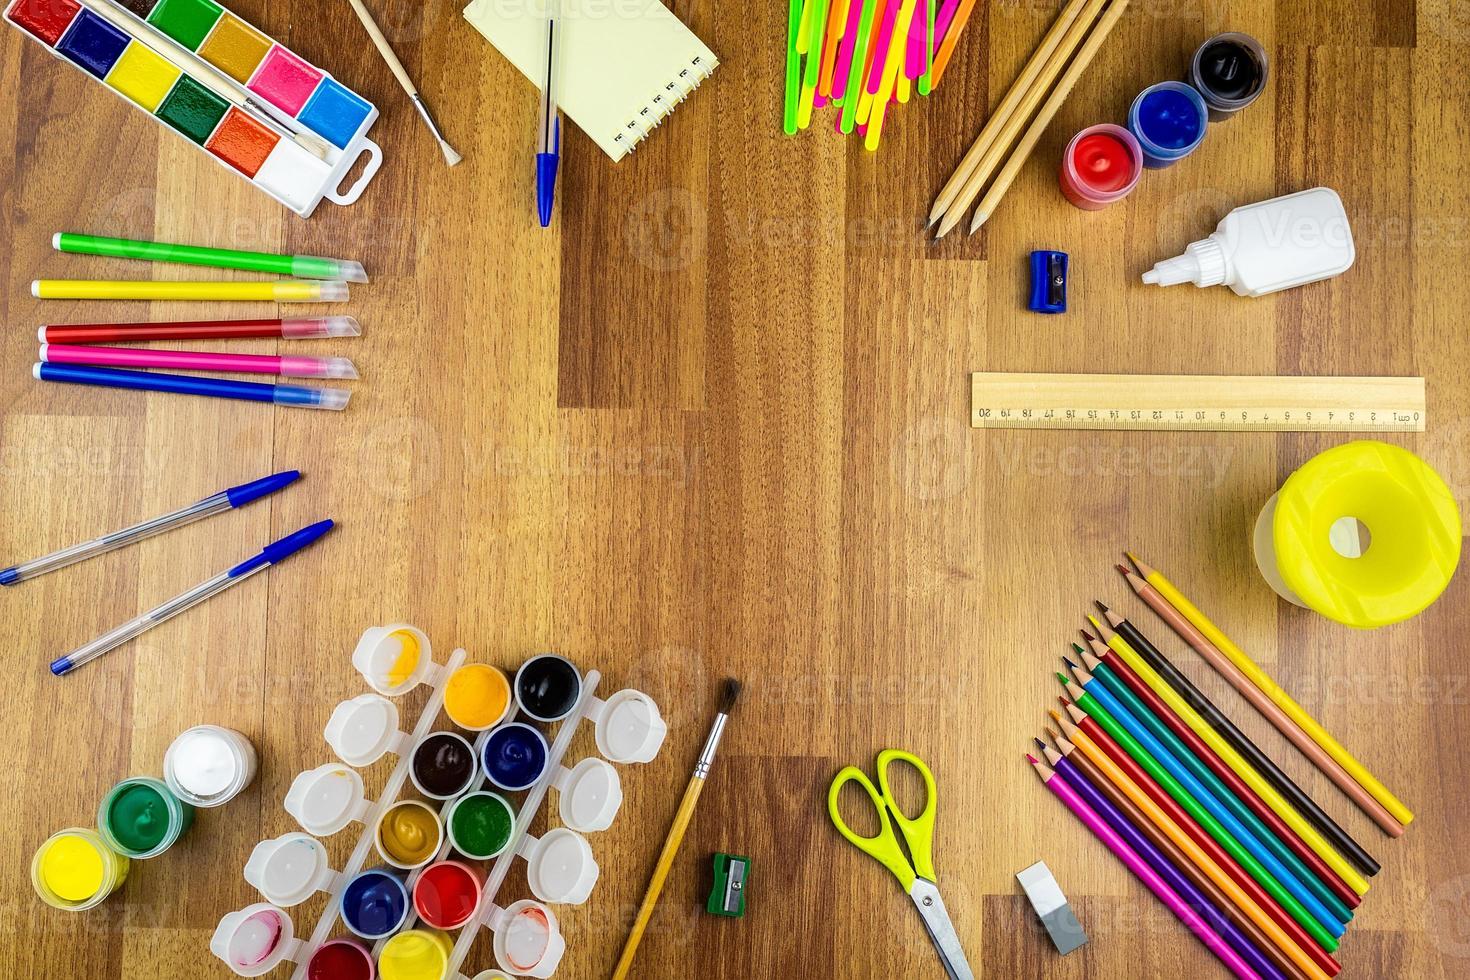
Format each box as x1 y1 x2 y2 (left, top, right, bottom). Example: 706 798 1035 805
1040 732 1311 980
1119 561 1406 837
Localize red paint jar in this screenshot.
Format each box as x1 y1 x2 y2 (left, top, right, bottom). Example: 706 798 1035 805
1059 124 1143 210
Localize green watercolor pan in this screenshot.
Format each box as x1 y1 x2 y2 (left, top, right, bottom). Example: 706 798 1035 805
4 0 381 216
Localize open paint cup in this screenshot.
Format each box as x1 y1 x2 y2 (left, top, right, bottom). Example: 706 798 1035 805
340 868 410 939
1189 32 1268 121
164 725 258 808
472 973 513 980
491 900 566 979
306 938 375 980
588 689 668 764
519 827 600 904
514 654 583 722
375 800 444 870
1128 81 1208 168
98 776 194 859
325 694 409 767
31 827 129 911
352 624 436 696
245 832 339 906
285 764 369 836
444 663 512 731
409 731 480 800
1059 124 1143 210
378 929 453 980
553 758 623 833
482 723 550 791
413 860 483 929
447 791 516 860
211 903 298 977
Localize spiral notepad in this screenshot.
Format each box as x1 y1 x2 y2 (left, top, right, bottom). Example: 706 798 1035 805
464 0 717 162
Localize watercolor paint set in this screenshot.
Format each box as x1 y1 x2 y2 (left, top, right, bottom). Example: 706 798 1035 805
211 624 669 979
32 725 257 911
4 0 382 216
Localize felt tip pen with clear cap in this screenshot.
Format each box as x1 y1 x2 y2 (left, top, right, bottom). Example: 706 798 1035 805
535 1 561 227
33 363 351 410
50 519 335 676
1 470 299 587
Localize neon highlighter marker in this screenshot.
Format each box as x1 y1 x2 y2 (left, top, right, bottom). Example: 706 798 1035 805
39 318 361 343
41 344 359 380
53 234 368 283
0 471 299 587
34 363 351 410
536 0 562 227
50 520 335 676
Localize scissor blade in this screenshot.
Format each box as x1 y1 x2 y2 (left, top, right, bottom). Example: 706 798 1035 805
910 880 975 980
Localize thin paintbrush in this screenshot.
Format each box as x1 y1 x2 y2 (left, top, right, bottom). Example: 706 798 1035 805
346 0 461 165
612 678 741 980
78 0 331 159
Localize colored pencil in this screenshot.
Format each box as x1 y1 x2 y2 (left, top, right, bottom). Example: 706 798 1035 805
346 0 461 166
1037 738 1291 980
41 344 358 380
1049 721 1330 980
1100 592 1380 879
1029 756 1264 980
38 318 362 344
31 280 349 302
1066 663 1345 939
1124 554 1412 835
33 363 351 410
1079 631 1363 909
929 0 1099 229
1054 704 1341 977
1059 677 1339 952
1073 639 1356 922
54 233 368 282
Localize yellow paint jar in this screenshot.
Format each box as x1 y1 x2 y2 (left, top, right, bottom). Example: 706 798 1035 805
1254 440 1461 627
378 928 452 980
375 800 443 870
443 664 511 731
31 827 129 910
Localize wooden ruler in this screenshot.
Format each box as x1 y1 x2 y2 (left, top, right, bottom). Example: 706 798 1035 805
970 373 1426 431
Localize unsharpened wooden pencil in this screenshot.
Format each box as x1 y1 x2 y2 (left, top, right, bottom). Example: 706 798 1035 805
928 0 1098 228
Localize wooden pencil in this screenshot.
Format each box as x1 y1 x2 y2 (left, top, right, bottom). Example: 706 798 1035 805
1099 596 1381 880
1123 554 1410 836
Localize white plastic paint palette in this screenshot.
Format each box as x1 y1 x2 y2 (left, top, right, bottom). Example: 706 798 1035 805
211 624 667 979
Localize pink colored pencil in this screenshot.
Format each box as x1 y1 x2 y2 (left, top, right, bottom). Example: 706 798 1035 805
865 0 899 94
1030 756 1263 980
40 343 359 380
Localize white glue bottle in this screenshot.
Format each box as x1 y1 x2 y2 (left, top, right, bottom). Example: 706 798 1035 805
1141 187 1355 296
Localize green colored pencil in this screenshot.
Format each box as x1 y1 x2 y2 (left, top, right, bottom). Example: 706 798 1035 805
53 233 367 283
1061 677 1340 953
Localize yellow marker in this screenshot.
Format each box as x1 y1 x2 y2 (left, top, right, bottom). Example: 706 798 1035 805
378 929 452 980
1098 623 1370 896
105 42 182 112
31 280 349 302
1136 556 1416 829
386 629 421 689
31 828 129 910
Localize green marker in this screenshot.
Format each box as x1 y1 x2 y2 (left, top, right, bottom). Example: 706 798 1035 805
1061 677 1340 953
1087 658 1355 926
53 233 367 283
839 0 880 134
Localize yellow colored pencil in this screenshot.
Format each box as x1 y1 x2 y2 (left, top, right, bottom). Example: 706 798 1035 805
31 280 349 302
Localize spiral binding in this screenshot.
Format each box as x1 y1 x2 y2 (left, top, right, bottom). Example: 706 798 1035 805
612 55 718 156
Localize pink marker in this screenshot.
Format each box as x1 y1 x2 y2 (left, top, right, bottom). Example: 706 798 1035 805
866 0 899 95
40 344 358 380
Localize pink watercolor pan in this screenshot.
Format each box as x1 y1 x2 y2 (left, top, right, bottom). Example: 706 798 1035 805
248 45 322 115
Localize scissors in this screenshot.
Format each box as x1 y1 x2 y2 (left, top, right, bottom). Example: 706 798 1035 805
827 750 974 980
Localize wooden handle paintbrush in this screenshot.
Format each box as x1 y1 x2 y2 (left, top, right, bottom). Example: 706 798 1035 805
346 0 461 165
612 678 741 980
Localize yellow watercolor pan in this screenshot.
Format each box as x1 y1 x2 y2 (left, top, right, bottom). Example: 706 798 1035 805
105 41 182 112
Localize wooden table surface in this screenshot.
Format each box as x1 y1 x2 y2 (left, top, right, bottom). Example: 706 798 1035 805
3 1 1468 977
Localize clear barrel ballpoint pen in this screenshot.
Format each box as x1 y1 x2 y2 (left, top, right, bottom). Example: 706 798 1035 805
50 519 334 676
0 471 299 586
535 0 562 227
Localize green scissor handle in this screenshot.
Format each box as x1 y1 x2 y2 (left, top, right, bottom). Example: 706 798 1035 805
827 750 939 892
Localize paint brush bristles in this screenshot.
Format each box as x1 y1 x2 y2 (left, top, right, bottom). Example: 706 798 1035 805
346 0 462 165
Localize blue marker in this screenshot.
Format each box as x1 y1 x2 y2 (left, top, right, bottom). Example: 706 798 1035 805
34 362 351 410
50 520 335 676
2 471 299 586
535 1 562 227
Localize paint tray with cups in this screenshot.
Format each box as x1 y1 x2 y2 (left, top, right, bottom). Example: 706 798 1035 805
212 624 669 979
4 0 382 216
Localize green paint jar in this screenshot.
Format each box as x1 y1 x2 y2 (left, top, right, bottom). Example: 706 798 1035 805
446 791 515 860
98 777 194 859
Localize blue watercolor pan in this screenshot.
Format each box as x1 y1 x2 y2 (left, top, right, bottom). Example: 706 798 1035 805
56 9 129 79
296 78 372 150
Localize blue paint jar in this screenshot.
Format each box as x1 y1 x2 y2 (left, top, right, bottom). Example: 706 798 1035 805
340 868 409 939
1128 81 1208 168
482 723 550 792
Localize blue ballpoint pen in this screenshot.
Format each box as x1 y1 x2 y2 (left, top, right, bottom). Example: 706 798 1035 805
536 0 561 227
1 471 300 586
50 519 335 676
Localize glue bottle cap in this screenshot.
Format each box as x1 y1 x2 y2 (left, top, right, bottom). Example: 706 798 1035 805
1142 237 1227 288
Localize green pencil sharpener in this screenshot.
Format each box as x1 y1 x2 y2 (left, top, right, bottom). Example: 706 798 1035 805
706 853 749 918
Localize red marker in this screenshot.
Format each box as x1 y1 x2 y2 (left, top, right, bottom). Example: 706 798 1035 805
38 317 360 344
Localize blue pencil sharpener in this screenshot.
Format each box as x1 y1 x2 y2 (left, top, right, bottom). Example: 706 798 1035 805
1028 250 1068 314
